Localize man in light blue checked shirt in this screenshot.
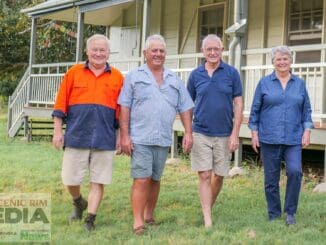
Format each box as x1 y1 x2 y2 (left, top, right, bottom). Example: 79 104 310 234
118 34 194 235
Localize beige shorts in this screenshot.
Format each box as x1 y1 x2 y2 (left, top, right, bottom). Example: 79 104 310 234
191 132 231 177
62 147 114 185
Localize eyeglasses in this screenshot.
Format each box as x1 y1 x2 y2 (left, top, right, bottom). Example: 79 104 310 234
204 47 223 53
90 48 108 54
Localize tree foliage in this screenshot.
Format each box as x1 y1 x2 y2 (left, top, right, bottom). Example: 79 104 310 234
0 0 39 98
0 0 105 98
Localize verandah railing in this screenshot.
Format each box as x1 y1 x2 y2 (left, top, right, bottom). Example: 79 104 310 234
7 44 326 136
242 63 326 118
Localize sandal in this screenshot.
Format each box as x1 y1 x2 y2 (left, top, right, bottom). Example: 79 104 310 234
133 225 145 235
145 218 157 226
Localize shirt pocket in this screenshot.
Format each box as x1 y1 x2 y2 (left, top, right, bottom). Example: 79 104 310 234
73 80 88 88
71 80 88 100
133 80 152 101
104 81 120 94
163 83 179 107
103 81 120 106
217 79 233 95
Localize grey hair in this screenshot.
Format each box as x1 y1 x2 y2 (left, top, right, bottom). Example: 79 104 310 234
201 34 223 49
86 34 110 51
271 45 293 63
144 34 166 50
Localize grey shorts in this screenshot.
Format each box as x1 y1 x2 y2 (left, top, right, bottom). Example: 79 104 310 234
62 147 114 185
131 144 169 181
191 132 231 177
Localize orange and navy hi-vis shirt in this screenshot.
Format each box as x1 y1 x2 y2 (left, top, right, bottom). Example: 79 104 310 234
52 62 123 150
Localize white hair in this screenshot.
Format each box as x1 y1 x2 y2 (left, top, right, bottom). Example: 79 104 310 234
86 34 110 51
201 34 223 49
271 45 293 63
144 34 166 50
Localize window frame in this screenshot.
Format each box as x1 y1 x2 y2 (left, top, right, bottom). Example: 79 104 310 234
287 0 323 43
197 2 227 52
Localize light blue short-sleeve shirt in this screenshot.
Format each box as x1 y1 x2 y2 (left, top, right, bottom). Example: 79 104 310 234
118 64 194 146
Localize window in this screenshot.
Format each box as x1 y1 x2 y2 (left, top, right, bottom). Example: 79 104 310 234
288 0 323 62
198 3 225 51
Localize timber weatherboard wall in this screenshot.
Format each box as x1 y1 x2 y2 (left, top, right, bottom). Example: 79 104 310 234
109 0 235 68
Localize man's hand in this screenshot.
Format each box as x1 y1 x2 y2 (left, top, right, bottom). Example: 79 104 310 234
302 130 311 148
115 130 122 155
182 132 193 154
52 117 64 150
228 133 239 153
52 130 64 150
120 134 133 156
251 131 260 153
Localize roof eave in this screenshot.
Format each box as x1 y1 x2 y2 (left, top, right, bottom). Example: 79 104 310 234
20 0 76 17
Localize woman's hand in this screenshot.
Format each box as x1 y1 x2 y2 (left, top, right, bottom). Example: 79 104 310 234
302 130 311 148
251 131 260 153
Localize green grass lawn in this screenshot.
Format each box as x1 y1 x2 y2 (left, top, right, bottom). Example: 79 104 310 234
0 108 326 244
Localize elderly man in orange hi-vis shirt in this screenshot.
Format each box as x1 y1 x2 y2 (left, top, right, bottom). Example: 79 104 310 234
52 34 123 232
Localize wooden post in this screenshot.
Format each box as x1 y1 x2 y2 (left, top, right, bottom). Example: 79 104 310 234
234 140 243 168
7 95 12 134
229 138 246 177
23 116 29 140
76 11 85 62
166 131 180 165
170 131 178 159
27 17 37 107
141 0 150 64
29 17 37 71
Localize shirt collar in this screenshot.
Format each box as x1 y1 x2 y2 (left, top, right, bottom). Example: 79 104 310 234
199 60 225 72
271 71 295 81
84 60 111 73
138 64 173 79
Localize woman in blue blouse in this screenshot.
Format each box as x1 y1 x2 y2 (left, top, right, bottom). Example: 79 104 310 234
248 46 314 225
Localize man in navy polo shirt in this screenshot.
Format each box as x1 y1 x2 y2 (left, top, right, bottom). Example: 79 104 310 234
187 34 243 227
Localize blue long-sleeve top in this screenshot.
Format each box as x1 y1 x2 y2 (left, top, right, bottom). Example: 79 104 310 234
248 71 314 145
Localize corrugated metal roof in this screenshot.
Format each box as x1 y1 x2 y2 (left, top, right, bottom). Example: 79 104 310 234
21 0 134 26
21 0 76 14
21 0 104 16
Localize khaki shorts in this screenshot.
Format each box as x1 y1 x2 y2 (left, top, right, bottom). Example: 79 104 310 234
191 132 231 177
62 147 114 185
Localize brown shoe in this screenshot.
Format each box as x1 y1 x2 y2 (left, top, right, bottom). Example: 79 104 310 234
133 225 145 235
145 218 157 226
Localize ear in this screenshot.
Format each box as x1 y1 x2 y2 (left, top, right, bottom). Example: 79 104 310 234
143 50 147 57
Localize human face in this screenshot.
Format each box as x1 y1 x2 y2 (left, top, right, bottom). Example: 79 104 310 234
272 52 292 73
202 39 224 66
143 40 166 69
86 38 109 69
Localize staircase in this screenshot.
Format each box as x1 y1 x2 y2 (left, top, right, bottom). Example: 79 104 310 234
7 68 30 137
7 63 72 137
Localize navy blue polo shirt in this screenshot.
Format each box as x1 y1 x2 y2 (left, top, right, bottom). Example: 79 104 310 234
187 61 242 136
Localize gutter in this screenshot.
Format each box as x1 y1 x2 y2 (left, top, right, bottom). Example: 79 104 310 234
20 0 101 17
225 0 247 68
228 0 241 66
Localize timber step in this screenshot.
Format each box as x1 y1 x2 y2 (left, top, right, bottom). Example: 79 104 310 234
17 118 65 141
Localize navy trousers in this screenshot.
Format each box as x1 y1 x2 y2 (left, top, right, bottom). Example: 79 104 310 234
260 143 303 219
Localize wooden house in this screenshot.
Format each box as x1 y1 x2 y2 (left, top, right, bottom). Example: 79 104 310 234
8 0 326 185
